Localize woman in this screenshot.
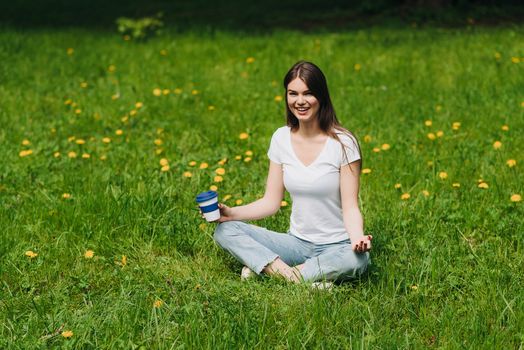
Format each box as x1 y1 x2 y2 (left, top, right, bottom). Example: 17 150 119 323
212 61 372 284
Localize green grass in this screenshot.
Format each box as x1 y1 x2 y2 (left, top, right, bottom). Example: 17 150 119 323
1 24 523 349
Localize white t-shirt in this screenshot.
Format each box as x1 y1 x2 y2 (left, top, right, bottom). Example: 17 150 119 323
267 126 361 244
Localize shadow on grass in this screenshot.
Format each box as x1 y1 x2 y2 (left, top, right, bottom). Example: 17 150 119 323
2 0 523 32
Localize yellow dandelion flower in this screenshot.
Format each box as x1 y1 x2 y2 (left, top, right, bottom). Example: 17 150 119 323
246 57 255 63
153 139 163 146
74 109 81 115
223 194 232 201
244 157 252 162
80 82 88 88
25 250 38 258
439 172 448 179
427 133 436 140
214 175 223 182
245 150 253 156
501 125 509 131
102 137 111 143
510 194 522 202
162 89 170 95
108 64 116 72
121 115 128 122
155 148 163 155
511 57 520 63
363 135 372 143
372 147 380 153
54 152 61 158
19 150 33 157
82 153 90 159
135 102 143 109
239 132 249 140
452 183 461 188
121 255 127 266
354 63 361 71
153 300 163 308
381 143 391 151
210 185 218 191
401 193 411 200
394 183 401 189
66 48 74 55
425 120 432 127
62 193 71 199
218 158 227 165
174 88 182 94
215 168 226 175
208 105 215 111
199 162 209 169
68 136 76 142
281 200 288 207
452 122 461 130
160 49 168 56
61 330 73 338
161 165 170 172
235 155 242 160
64 99 72 105
235 199 243 205
159 158 169 166
421 190 430 197
411 285 419 291
68 151 77 158
521 101 524 108
478 182 489 189
191 89 199 95
188 161 197 167
493 141 502 149
153 88 162 96
183 171 192 178
362 168 372 174
84 250 94 259
75 139 85 145
436 130 444 138
22 139 30 146
129 110 137 116
274 95 283 102
100 155 107 160
506 159 516 167
115 129 123 136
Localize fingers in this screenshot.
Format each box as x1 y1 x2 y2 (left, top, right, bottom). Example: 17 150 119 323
353 238 372 253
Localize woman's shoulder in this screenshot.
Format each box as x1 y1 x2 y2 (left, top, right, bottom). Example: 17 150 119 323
332 127 358 145
271 125 290 139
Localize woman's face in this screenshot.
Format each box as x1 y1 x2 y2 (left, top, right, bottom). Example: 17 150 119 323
286 77 320 123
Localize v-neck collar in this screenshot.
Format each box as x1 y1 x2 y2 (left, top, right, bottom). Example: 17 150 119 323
288 127 330 168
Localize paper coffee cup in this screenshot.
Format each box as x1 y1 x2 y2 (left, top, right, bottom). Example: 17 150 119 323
196 191 220 222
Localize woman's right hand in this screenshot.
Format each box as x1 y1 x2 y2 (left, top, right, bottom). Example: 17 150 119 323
199 203 235 223
216 203 234 222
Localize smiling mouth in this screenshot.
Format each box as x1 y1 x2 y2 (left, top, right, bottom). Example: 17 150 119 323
295 107 309 112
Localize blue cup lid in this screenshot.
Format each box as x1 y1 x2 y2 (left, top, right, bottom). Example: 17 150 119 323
196 190 218 203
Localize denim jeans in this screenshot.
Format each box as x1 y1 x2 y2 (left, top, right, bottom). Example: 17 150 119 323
213 221 370 282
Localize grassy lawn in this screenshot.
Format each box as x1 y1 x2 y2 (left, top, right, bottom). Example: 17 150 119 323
1 22 523 348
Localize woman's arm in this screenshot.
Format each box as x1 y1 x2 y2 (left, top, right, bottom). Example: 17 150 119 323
340 160 372 252
217 160 285 222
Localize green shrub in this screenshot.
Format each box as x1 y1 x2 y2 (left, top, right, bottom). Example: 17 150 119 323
116 13 163 41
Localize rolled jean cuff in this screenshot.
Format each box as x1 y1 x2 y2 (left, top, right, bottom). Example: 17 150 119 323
253 254 279 275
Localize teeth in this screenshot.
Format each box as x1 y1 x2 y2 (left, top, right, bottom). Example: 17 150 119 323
297 107 308 111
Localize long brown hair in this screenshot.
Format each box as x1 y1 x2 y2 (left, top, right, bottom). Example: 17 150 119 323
283 61 362 168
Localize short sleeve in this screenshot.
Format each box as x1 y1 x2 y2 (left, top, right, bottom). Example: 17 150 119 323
339 133 361 166
267 129 282 164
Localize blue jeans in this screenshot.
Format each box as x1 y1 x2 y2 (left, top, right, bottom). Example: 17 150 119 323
214 221 370 282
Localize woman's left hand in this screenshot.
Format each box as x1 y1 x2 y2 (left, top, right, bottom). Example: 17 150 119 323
352 235 372 253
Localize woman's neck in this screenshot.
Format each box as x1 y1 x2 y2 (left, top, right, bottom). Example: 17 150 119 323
295 118 324 138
